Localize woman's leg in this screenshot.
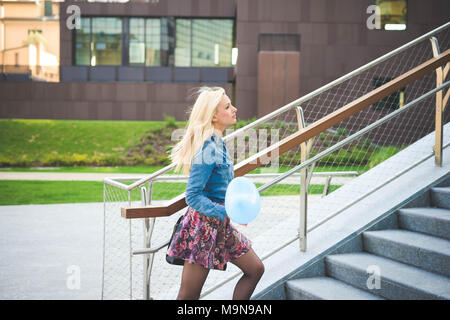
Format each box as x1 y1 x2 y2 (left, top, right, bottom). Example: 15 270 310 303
230 248 265 300
177 261 210 300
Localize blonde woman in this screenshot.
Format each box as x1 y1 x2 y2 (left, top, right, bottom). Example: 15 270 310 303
167 86 264 300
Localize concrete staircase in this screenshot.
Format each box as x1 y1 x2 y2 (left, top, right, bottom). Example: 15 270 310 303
285 186 450 300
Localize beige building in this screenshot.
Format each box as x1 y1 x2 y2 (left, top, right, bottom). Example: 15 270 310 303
0 0 60 81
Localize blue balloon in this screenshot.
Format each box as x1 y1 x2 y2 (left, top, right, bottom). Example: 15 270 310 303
225 177 261 224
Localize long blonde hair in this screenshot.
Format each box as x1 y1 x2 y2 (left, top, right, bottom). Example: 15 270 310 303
170 86 225 174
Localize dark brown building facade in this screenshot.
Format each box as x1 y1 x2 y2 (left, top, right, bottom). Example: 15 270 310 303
1 0 449 121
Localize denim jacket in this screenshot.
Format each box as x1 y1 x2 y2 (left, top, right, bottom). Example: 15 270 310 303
185 133 234 221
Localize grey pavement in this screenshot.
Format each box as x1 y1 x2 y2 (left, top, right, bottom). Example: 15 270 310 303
0 202 103 300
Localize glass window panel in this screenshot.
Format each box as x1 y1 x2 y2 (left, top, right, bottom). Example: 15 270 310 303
160 17 175 66
75 17 91 66
376 0 407 30
192 19 233 67
175 19 191 67
44 1 53 17
130 18 145 65
92 17 122 66
145 18 161 66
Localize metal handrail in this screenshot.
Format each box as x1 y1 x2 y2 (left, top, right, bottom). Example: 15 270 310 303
104 22 450 192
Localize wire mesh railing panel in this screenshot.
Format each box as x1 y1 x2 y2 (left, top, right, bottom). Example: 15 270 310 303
102 183 132 300
307 94 448 226
102 24 449 299
132 204 186 299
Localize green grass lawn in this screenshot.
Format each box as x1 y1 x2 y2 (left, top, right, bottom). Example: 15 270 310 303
0 119 183 166
0 119 151 156
0 180 341 205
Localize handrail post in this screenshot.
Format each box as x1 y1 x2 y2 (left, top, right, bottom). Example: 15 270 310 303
430 37 443 166
141 181 155 300
430 37 447 167
295 106 315 252
322 175 332 197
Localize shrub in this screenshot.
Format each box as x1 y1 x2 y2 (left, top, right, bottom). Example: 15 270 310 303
316 147 371 166
155 154 171 166
0 155 34 167
163 115 178 129
358 137 373 149
41 154 60 166
71 153 89 166
336 128 348 136
143 157 156 166
0 155 11 166
145 145 155 154
368 146 402 168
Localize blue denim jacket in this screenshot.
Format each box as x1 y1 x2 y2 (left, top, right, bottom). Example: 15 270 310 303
185 133 234 221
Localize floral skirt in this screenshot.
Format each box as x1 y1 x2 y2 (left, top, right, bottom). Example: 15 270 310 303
166 204 252 271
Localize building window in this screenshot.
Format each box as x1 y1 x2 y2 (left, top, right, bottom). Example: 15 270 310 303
145 18 162 66
91 18 122 66
175 19 191 67
44 1 53 17
74 17 233 67
129 18 173 66
175 18 234 67
192 19 234 67
28 29 42 35
160 17 175 66
129 18 146 65
75 18 91 66
376 0 407 30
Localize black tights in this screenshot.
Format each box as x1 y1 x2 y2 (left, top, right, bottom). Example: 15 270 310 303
176 248 265 300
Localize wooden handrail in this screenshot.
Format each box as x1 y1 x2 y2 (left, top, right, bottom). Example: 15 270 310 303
121 49 450 219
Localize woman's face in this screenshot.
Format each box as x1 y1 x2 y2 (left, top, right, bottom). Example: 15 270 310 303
212 94 237 130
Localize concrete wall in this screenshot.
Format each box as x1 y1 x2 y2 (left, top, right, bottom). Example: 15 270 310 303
0 81 232 121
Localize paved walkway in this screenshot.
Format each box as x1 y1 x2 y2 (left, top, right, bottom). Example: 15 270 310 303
0 202 103 299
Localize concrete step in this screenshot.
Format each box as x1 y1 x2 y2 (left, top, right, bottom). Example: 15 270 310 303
363 229 450 277
431 187 450 209
325 252 450 300
398 207 450 240
285 276 384 300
